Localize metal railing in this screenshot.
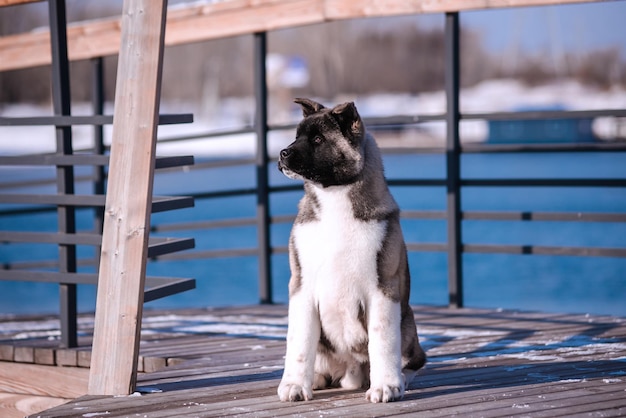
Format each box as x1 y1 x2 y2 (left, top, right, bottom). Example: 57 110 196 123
1 10 625 345
0 0 196 347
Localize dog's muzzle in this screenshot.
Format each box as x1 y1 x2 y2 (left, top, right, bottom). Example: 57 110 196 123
278 148 292 172
278 148 303 180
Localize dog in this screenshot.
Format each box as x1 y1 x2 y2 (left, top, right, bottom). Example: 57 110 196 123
277 98 426 403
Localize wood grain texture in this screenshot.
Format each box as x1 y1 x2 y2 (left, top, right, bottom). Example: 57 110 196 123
32 305 626 418
0 0 40 6
0 393 70 418
88 0 167 396
0 0 607 71
0 362 88 398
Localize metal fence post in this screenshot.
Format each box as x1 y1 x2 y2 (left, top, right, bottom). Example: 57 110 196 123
254 32 273 304
49 0 78 347
445 12 463 308
91 57 106 265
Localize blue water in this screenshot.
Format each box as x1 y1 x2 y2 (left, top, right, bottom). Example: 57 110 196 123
1 152 625 317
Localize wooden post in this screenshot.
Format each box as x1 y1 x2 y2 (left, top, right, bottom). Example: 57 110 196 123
88 0 168 396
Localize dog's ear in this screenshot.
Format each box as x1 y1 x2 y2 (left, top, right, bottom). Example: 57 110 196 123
331 101 363 138
294 98 325 117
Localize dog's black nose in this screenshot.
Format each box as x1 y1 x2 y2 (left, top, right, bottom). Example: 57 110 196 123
280 148 291 159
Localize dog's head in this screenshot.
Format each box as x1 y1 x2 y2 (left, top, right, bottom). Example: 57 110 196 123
278 98 365 187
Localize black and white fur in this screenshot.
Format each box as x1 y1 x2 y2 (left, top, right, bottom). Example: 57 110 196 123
277 98 426 403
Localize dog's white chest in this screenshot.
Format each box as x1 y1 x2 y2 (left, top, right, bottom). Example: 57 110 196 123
293 186 386 301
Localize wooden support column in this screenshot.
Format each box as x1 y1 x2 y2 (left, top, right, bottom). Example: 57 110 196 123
88 0 168 396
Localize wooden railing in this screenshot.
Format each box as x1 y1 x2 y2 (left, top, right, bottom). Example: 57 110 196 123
0 0 606 72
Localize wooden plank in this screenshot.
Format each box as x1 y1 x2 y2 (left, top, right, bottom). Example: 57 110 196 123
0 0 40 6
0 362 88 398
324 0 605 19
33 347 55 366
0 393 70 418
55 349 77 367
88 0 168 396
0 345 14 361
13 346 34 363
0 0 607 72
3 305 624 417
77 350 91 368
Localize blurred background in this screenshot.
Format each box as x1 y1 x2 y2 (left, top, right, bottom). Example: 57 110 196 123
0 0 625 317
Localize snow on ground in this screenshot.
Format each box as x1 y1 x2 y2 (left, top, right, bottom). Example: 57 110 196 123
1 79 625 157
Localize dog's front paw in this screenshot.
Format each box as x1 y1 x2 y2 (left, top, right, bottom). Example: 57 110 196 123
365 384 404 403
278 382 313 402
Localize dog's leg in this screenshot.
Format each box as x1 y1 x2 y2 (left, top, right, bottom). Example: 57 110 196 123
278 292 320 401
365 295 404 403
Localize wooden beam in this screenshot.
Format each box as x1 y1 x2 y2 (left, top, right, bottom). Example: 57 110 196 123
0 393 70 418
0 362 88 398
0 0 608 72
324 0 609 18
0 0 41 7
88 0 167 396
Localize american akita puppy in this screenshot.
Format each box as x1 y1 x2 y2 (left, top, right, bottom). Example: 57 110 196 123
277 98 426 403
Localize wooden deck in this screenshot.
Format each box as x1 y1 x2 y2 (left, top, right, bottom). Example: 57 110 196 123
1 304 625 417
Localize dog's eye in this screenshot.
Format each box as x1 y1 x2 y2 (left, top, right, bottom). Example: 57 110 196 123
313 136 324 145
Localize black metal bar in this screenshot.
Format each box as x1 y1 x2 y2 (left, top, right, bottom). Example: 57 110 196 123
151 196 195 213
462 108 626 121
461 211 626 222
146 210 626 236
461 143 626 154
445 12 463 309
0 154 194 168
0 194 106 206
151 217 258 232
0 114 193 126
147 237 196 258
254 31 272 304
143 277 197 303
49 0 77 348
0 231 102 245
0 270 97 284
0 154 109 166
154 156 195 169
463 244 626 258
184 188 259 200
461 178 626 187
0 271 196 301
0 194 193 212
91 58 106 270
